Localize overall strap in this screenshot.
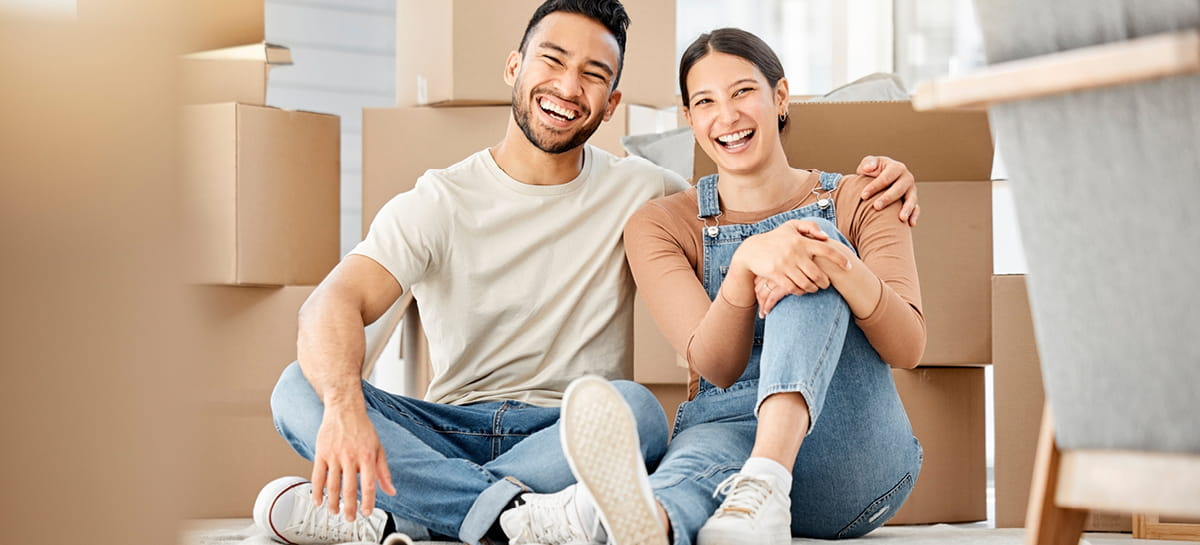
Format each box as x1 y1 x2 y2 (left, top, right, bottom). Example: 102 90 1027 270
696 174 721 218
818 171 843 191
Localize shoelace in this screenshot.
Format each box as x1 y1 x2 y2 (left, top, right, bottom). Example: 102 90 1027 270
289 500 382 542
712 474 774 520
514 497 590 545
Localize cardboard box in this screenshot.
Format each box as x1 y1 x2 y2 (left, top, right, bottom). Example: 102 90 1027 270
993 274 1042 528
992 275 1132 532
888 366 987 524
183 103 340 286
186 285 315 518
633 295 689 385
192 286 312 404
180 42 292 106
394 0 676 107
190 409 314 518
694 101 994 366
361 104 632 234
911 181 992 365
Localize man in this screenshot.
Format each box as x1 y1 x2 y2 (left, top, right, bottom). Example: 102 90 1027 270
253 1 919 544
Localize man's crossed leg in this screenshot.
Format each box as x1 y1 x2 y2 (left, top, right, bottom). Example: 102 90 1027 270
258 362 669 545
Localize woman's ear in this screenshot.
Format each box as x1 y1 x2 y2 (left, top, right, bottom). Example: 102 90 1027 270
775 77 790 113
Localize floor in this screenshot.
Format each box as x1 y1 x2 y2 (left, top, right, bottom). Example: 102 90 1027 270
180 517 1198 545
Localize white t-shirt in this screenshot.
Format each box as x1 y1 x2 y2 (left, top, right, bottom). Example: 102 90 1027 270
352 145 688 406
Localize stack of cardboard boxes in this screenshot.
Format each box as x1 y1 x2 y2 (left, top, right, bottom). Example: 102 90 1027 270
181 9 341 517
689 101 994 525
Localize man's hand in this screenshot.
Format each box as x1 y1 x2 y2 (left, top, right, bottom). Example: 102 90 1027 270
856 155 919 226
311 406 396 521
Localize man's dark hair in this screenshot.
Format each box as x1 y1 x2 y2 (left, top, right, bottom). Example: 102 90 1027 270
516 0 630 90
679 28 789 130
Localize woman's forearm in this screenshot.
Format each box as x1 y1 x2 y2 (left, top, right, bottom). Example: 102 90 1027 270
823 252 884 319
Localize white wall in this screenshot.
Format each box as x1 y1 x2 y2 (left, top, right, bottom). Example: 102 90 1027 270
265 0 396 256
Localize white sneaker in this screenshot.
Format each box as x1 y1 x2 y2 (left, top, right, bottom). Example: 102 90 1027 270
253 476 389 544
697 473 792 545
499 485 601 545
561 376 668 545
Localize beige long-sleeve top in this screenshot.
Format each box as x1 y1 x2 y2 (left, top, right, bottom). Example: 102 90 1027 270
623 171 926 399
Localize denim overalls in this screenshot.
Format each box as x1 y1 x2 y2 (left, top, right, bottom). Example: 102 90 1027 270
647 173 924 545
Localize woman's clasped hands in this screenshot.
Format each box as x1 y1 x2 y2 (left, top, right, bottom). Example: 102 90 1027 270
728 219 856 317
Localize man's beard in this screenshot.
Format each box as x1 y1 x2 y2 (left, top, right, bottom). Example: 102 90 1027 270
512 87 604 155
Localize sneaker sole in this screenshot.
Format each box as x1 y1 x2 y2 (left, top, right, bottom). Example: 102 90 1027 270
561 376 667 545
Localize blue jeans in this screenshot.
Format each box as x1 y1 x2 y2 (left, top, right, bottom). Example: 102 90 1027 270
652 175 923 544
270 362 669 545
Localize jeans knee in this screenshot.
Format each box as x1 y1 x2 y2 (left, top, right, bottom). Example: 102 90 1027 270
610 380 669 464
798 216 852 250
801 216 837 235
270 361 322 436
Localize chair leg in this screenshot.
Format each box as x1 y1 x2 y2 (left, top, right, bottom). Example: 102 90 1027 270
1026 406 1089 545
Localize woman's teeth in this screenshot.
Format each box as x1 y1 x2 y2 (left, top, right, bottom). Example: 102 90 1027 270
539 98 577 120
717 129 753 147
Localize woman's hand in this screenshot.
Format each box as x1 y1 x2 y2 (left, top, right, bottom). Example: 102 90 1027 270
754 239 857 316
725 220 852 313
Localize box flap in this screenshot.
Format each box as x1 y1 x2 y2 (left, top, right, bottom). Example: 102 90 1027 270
694 101 993 182
183 42 292 66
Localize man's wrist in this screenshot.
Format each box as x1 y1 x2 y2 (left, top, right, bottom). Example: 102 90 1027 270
322 386 366 411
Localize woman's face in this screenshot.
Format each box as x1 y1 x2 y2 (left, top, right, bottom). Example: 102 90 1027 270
684 51 788 177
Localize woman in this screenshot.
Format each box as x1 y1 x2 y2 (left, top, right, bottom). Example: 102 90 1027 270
502 28 924 545
623 26 925 545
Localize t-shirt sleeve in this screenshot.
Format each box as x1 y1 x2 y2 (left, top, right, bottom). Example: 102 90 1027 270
349 178 445 294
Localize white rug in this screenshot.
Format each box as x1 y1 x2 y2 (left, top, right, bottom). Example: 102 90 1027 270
180 521 460 545
179 520 1139 545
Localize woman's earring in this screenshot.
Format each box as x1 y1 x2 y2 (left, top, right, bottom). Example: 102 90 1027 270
779 112 788 123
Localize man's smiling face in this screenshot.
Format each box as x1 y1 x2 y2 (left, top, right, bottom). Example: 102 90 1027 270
507 11 623 155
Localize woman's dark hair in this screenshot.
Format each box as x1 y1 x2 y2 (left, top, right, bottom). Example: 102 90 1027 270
679 28 788 130
517 0 631 90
